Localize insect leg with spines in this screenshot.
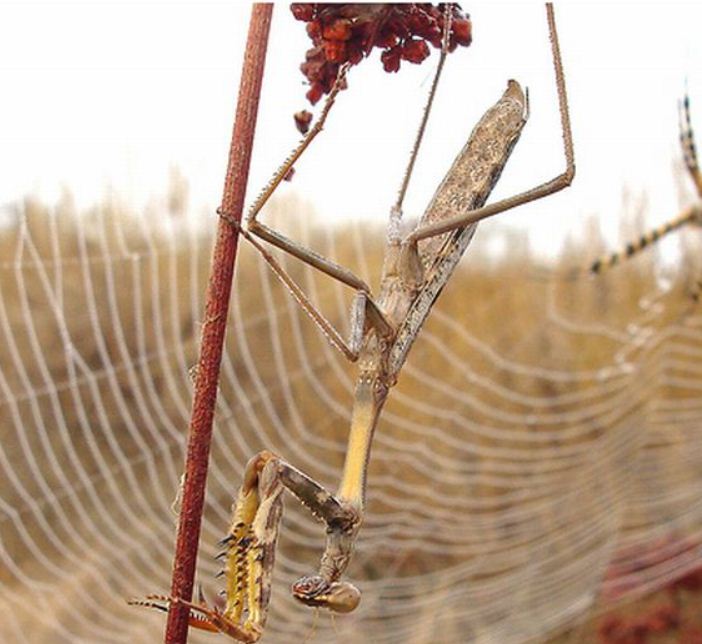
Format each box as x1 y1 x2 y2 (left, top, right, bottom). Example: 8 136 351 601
130 4 575 640
217 3 573 633
128 12 455 639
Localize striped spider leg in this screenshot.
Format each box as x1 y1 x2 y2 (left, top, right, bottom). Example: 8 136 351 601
131 4 574 641
589 92 702 298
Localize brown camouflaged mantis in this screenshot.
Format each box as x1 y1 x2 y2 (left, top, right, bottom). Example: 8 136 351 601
129 4 574 641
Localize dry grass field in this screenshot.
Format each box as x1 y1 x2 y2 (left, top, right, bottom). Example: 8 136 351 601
2 188 702 642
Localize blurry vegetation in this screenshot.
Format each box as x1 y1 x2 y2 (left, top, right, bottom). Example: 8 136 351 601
1 185 702 643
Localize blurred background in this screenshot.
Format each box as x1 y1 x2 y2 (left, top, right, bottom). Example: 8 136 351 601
3 3 702 249
3 3 702 643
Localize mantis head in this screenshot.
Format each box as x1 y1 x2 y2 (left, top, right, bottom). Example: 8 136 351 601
291 575 361 613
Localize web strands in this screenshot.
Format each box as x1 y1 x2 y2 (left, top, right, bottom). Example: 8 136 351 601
1 199 702 643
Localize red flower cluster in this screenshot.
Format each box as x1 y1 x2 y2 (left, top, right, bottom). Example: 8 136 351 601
290 3 472 104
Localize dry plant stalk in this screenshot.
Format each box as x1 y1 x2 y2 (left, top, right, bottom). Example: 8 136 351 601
163 5 273 643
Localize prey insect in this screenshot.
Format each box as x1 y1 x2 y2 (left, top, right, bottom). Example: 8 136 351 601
130 4 574 641
589 94 702 298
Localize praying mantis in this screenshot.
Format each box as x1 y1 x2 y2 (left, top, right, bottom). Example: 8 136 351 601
130 3 574 641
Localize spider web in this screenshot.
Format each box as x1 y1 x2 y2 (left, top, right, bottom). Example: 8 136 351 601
2 190 702 644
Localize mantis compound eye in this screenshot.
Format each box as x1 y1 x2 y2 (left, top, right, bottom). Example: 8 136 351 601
291 575 361 613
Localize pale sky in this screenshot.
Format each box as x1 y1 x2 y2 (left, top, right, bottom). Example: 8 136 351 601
2 2 702 256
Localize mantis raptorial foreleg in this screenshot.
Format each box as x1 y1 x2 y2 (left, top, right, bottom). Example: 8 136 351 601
129 452 361 640
224 452 362 618
132 5 575 641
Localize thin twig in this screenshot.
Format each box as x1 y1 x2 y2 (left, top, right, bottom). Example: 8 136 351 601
392 4 452 219
164 4 273 643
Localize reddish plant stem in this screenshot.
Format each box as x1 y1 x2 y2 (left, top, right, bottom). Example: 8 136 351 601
164 4 273 643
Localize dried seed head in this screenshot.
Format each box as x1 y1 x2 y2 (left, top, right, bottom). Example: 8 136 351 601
291 3 472 104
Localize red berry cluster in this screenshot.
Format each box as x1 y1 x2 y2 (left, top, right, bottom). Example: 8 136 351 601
290 3 472 104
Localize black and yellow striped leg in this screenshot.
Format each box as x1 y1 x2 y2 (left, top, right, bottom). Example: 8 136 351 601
680 94 702 197
590 207 700 274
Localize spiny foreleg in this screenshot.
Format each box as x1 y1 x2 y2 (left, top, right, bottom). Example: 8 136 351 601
128 452 284 642
179 450 362 640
